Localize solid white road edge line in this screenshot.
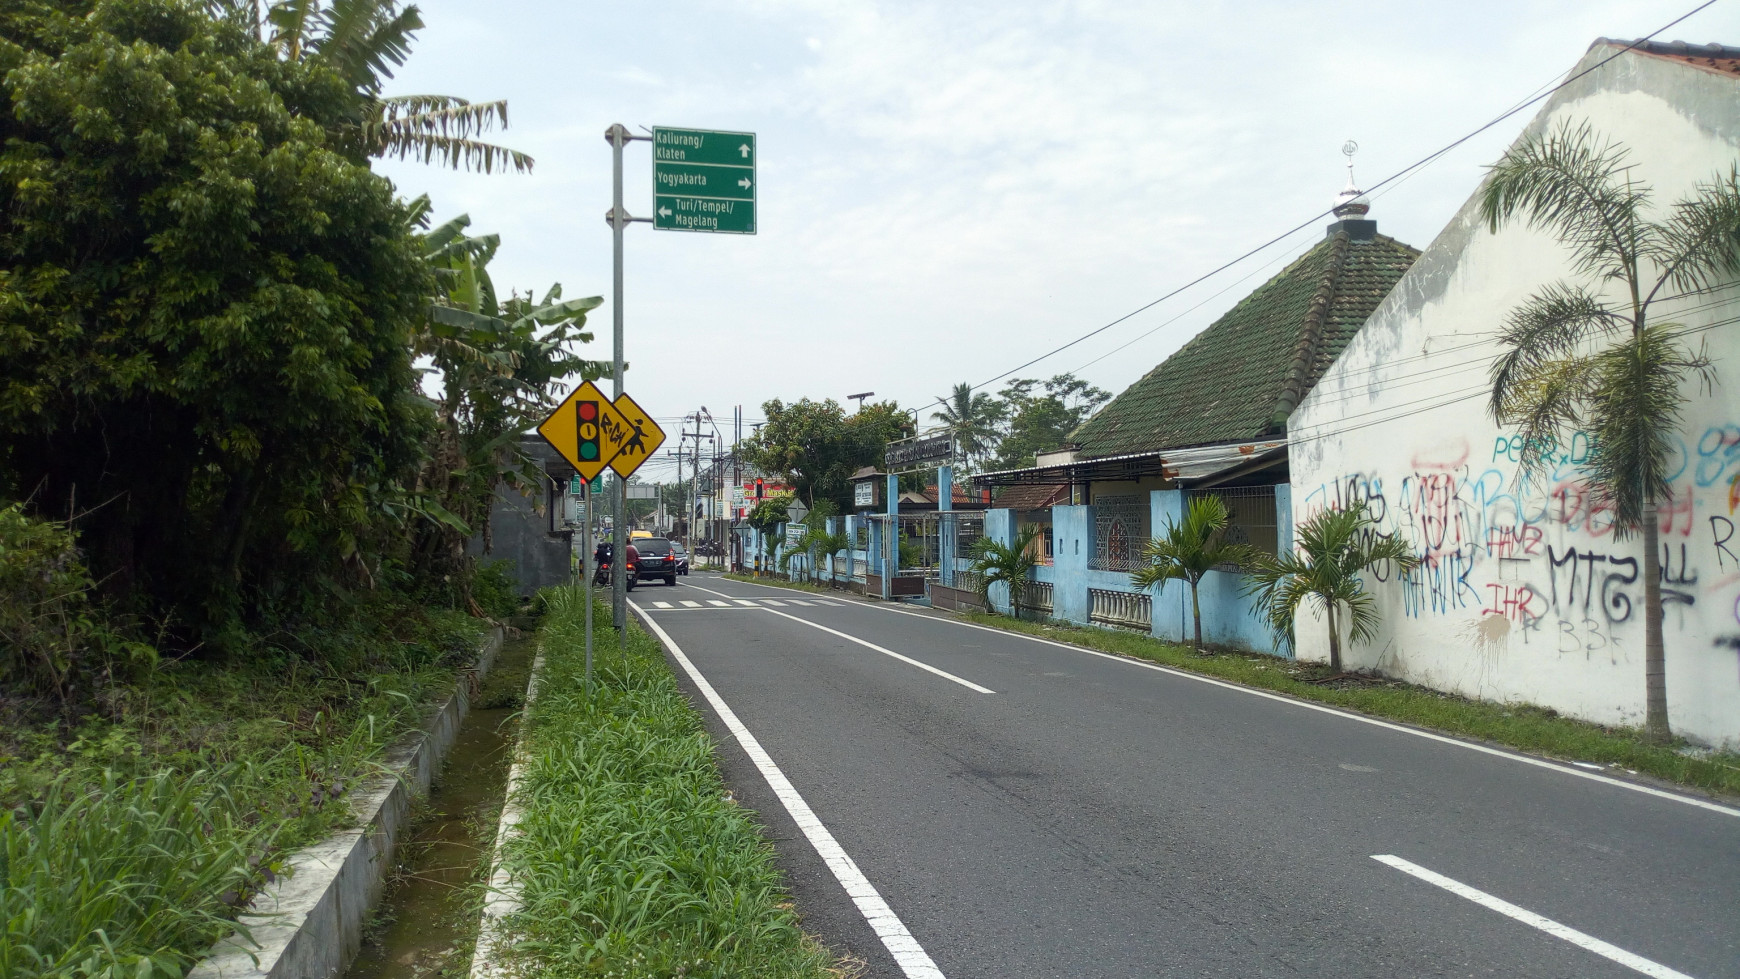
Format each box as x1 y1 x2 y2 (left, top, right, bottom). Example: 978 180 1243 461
632 602 948 979
854 600 1740 819
468 651 545 978
1371 855 1697 979
693 574 1737 817
683 582 994 694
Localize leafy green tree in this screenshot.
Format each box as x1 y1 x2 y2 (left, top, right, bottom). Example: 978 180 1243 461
741 398 913 509
967 526 1041 617
0 0 432 637
990 374 1110 469
1130 495 1257 653
411 206 601 608
932 382 1004 472
1244 502 1417 673
1481 121 1740 741
207 0 532 172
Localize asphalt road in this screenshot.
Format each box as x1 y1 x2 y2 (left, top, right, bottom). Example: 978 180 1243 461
631 572 1739 979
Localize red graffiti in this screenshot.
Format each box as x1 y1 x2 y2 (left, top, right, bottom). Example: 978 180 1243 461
1412 438 1471 472
1658 488 1695 538
1486 525 1543 558
1483 583 1540 622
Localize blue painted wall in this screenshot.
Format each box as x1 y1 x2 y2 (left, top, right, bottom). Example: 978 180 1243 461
1050 505 1094 624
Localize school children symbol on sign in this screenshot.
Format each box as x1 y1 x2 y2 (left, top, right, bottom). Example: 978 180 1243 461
536 382 666 481
607 391 666 477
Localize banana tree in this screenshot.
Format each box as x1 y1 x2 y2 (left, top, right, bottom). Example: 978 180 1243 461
207 0 533 173
410 206 603 607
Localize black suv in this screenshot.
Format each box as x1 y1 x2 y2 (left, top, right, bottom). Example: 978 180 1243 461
634 537 680 585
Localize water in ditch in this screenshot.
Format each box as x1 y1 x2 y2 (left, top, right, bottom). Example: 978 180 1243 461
346 633 535 979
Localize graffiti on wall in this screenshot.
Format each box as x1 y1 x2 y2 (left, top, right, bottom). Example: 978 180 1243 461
1304 424 1740 674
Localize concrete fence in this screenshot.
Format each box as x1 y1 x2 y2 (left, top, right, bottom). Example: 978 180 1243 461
975 487 1293 653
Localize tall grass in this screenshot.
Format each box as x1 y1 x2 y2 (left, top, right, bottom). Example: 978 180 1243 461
1 770 274 979
500 588 840 978
0 605 486 976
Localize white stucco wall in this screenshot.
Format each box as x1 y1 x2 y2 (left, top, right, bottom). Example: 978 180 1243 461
1288 45 1740 747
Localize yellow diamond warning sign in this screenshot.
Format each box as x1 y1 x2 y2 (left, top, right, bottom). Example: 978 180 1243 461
607 391 666 478
537 380 626 481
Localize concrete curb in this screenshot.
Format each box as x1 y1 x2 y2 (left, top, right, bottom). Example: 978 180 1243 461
189 626 506 979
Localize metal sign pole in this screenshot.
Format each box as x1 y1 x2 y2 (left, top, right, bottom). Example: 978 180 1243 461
583 478 594 693
605 123 650 637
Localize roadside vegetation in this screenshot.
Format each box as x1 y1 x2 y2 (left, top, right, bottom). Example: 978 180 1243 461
494 588 846 978
948 608 1740 798
0 1 587 974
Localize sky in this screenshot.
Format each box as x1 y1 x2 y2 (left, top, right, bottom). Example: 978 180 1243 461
376 0 1738 485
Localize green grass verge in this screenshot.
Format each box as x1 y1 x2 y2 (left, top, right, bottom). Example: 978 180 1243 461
0 598 487 979
500 587 843 979
942 610 1740 798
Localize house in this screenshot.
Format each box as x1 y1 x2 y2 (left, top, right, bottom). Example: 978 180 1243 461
1288 38 1740 746
973 177 1421 645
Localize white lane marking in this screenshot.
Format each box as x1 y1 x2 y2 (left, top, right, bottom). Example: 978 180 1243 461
680 600 702 608
631 603 948 979
734 599 759 606
653 601 674 609
860 603 1740 819
764 599 787 606
684 582 994 694
707 600 731 607
758 607 994 694
815 600 841 606
789 599 815 606
1371 855 1697 979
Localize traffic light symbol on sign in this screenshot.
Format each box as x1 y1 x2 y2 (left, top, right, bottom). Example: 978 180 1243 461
577 401 601 461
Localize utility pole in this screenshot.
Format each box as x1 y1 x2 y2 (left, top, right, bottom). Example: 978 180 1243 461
605 123 650 634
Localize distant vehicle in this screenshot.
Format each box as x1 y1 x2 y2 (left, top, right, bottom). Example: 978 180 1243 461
592 542 639 590
670 543 690 576
633 537 679 585
695 539 723 557
630 530 653 540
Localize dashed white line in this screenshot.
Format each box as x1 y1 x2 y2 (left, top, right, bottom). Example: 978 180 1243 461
680 600 702 608
1372 855 1697 979
789 599 815 606
631 602 947 979
653 601 673 609
734 599 759 606
763 599 787 606
707 600 731 607
682 581 993 694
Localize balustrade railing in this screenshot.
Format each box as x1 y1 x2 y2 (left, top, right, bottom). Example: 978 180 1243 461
1088 587 1151 631
1022 580 1054 615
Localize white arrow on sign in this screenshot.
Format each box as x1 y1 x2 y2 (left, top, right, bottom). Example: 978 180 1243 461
739 144 750 158
657 205 672 218
737 177 752 189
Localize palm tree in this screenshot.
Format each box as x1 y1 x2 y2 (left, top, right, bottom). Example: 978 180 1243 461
932 382 1005 471
1130 495 1257 653
1480 120 1740 741
1244 502 1417 674
968 526 1042 617
207 0 532 173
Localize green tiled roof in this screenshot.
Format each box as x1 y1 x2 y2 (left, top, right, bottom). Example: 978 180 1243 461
1070 225 1419 458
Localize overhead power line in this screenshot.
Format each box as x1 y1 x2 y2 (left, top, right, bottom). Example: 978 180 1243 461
912 0 1723 420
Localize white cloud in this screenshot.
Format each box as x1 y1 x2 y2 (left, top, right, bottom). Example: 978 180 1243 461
378 0 1737 434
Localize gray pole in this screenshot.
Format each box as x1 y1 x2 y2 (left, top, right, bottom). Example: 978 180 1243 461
583 477 594 693
607 123 627 635
603 124 650 630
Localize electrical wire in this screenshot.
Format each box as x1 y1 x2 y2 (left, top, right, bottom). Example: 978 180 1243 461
908 0 1724 421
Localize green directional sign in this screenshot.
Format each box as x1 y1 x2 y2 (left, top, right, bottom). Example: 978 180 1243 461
652 127 755 235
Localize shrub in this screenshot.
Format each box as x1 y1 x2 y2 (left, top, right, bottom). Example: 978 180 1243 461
0 503 153 706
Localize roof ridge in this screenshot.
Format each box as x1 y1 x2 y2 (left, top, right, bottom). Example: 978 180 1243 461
1269 230 1350 431
1087 235 1342 401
